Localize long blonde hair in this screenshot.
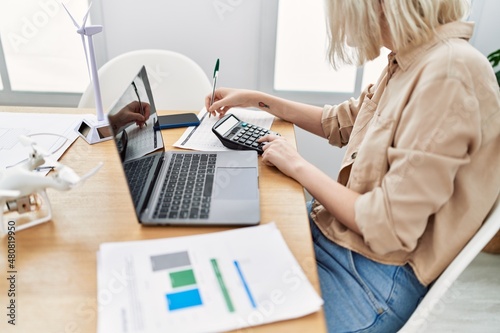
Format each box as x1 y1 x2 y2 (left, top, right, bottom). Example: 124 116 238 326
325 0 470 68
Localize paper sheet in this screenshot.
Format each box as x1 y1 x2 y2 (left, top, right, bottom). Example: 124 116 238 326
97 223 323 333
173 107 276 151
0 112 85 174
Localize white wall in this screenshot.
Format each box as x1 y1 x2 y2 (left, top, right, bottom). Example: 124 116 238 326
97 0 263 90
469 0 500 56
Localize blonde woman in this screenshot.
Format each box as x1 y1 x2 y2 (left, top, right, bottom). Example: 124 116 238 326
206 0 500 331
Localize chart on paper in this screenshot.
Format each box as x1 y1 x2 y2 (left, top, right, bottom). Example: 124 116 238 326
97 223 323 333
136 249 261 320
147 250 255 314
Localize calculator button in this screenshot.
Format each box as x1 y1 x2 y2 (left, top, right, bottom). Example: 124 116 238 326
241 122 247 127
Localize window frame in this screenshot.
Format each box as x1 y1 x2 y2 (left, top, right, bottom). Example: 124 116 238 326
258 0 370 107
0 0 107 107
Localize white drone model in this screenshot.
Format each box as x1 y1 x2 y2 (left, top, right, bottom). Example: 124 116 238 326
0 135 102 234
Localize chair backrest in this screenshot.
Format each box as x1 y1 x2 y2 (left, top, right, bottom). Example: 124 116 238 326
399 195 500 332
78 49 212 111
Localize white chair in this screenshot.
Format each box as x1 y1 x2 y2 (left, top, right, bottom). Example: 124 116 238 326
78 49 212 111
399 195 500 332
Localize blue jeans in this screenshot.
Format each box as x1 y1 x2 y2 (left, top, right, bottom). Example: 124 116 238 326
307 201 428 333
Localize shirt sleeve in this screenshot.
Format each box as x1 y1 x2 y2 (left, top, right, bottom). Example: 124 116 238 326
355 77 482 254
321 84 373 147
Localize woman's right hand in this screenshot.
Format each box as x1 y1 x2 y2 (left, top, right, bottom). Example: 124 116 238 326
205 88 258 118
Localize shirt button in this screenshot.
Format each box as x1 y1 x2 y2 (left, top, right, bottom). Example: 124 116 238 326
351 152 357 159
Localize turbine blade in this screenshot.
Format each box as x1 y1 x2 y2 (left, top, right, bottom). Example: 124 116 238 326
81 35 91 79
82 2 92 29
61 2 81 29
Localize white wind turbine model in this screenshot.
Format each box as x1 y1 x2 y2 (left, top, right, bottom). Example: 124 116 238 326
62 2 112 144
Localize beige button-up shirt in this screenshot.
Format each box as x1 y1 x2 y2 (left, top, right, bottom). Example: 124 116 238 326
312 21 500 286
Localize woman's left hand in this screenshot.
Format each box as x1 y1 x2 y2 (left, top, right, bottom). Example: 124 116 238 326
258 134 305 178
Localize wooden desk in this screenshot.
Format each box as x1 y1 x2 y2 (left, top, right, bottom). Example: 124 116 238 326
0 107 326 333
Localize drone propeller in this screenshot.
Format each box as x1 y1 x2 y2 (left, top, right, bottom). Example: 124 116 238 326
18 134 74 173
0 190 21 199
76 162 103 186
56 164 81 185
19 135 50 157
53 162 103 190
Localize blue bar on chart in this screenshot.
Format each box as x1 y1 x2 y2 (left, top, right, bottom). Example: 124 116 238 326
166 288 203 311
234 260 256 308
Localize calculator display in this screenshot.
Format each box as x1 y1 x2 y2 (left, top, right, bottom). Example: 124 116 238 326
213 114 239 136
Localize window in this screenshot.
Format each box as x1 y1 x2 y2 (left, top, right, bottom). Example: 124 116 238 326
0 0 105 106
258 0 390 198
259 0 389 106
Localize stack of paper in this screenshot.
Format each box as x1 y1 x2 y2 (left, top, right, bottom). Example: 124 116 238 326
97 223 323 333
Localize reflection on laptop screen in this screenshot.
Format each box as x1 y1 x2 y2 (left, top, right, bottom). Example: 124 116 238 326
107 66 164 162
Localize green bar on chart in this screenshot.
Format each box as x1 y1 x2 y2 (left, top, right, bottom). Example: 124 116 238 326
210 258 235 312
170 269 197 288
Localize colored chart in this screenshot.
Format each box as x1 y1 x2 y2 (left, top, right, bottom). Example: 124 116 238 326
150 250 204 311
149 251 257 314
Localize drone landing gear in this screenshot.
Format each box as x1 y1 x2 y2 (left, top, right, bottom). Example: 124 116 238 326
1 191 52 234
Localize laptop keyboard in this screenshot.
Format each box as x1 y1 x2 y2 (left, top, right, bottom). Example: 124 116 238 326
124 155 156 207
154 153 217 219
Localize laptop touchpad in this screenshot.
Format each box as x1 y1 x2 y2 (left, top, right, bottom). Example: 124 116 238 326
213 168 258 200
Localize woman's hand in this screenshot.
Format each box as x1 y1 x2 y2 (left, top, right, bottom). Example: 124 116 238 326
258 134 306 178
109 101 151 130
205 88 258 117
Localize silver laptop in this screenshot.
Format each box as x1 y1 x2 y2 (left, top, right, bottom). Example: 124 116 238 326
107 66 260 226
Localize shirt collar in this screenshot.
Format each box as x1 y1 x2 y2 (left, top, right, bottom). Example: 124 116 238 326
391 21 475 72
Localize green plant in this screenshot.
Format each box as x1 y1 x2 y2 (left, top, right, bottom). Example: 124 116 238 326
487 49 500 87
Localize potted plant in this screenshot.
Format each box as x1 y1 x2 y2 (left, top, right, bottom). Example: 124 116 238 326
482 49 500 254
487 49 500 87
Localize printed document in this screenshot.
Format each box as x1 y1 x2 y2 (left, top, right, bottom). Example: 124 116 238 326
0 112 84 174
97 223 323 333
174 107 275 151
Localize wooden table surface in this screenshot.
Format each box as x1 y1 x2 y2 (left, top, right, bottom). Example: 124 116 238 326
0 106 326 333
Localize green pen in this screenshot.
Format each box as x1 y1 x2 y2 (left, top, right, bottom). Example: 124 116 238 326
209 58 220 118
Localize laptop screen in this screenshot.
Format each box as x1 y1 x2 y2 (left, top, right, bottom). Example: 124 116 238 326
107 66 164 162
